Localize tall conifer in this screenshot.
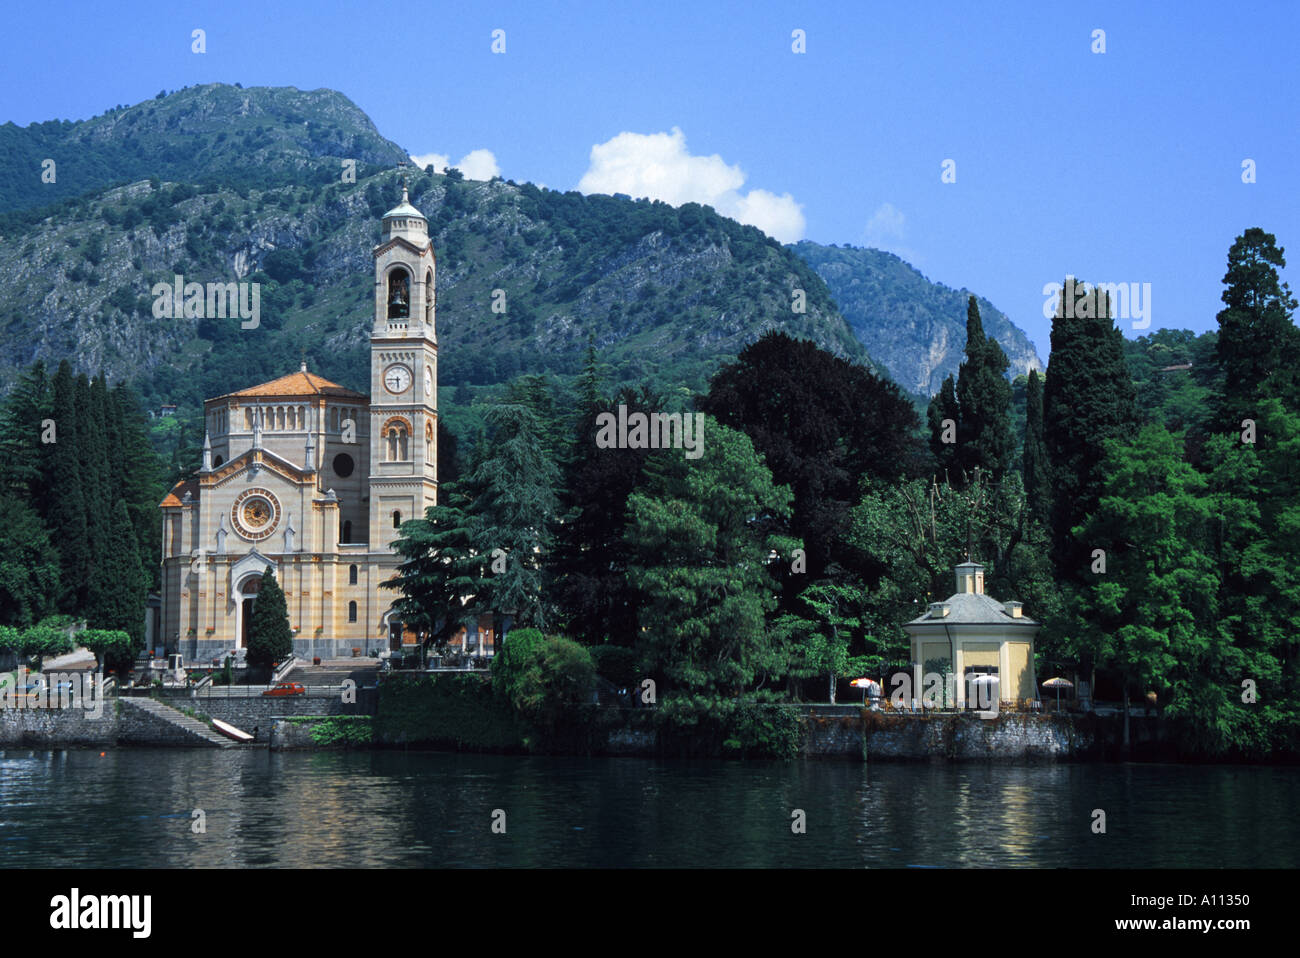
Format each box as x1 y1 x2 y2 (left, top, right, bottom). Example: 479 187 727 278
1023 370 1051 524
956 295 1014 480
1042 280 1138 574
46 362 89 611
1213 227 1300 430
927 374 961 479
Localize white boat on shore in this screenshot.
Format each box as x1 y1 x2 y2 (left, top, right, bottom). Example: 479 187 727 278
211 718 255 743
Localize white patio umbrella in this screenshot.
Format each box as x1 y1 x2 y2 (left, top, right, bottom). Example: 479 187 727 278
1041 676 1073 711
850 677 880 705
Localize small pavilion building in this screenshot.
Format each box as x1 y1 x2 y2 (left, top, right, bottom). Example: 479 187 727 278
902 562 1039 708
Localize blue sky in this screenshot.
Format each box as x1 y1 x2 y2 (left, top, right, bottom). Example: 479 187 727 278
4 0 1297 361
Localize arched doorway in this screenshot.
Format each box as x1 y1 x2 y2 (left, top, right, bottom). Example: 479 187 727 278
235 574 263 649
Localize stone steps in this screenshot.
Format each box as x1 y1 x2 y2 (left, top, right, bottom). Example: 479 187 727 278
119 697 246 748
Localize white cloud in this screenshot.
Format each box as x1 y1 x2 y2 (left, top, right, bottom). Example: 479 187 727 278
576 128 805 243
409 152 450 172
409 149 501 181
863 202 919 263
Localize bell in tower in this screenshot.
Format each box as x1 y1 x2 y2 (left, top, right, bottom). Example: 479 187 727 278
387 268 410 319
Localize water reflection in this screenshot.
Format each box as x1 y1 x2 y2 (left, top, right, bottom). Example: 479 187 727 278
0 749 1295 868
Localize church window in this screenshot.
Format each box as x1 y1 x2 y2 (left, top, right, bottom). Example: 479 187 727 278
330 407 339 432
392 510 402 529
386 425 409 462
245 408 254 429
387 267 411 319
425 268 433 325
333 453 354 477
349 564 358 585
348 601 358 623
213 455 224 468
342 519 352 542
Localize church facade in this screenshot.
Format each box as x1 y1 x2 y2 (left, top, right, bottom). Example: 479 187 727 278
159 188 454 663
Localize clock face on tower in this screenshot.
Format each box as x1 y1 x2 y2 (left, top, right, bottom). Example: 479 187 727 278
383 364 412 394
424 365 433 397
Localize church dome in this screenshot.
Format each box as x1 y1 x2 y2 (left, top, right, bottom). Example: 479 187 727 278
381 186 428 245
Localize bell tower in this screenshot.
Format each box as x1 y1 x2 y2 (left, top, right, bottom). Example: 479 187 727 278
368 181 438 552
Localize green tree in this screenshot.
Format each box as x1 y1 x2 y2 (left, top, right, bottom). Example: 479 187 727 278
17 624 73 672
955 295 1015 480
0 499 61 627
386 488 486 645
1069 425 1219 752
1042 279 1138 576
489 626 546 703
462 404 560 630
509 634 597 744
0 361 51 503
626 416 797 694
1022 369 1051 524
774 581 861 703
1212 227 1300 430
926 374 960 479
1202 399 1300 755
80 628 135 674
552 385 657 646
247 568 293 670
45 362 89 611
700 331 924 585
86 500 147 646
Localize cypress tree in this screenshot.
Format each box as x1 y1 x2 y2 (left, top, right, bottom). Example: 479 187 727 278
0 361 51 504
1042 279 1139 573
87 499 146 647
0 497 61 627
45 362 89 612
1213 227 1300 430
956 296 1015 481
576 334 602 421
247 568 293 669
79 374 113 619
1023 369 1051 524
111 384 163 591
927 374 961 479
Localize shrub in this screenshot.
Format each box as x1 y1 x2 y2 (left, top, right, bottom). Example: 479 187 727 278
309 716 373 747
510 635 597 738
489 627 545 703
657 693 801 759
375 673 521 750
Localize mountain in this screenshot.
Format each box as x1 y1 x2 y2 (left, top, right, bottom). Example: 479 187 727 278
0 83 1033 416
0 84 409 214
791 242 1044 395
0 172 869 410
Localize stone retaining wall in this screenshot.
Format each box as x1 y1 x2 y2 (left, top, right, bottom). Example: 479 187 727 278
151 690 376 743
0 703 118 746
859 711 1084 761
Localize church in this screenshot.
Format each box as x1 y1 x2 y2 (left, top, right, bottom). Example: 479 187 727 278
158 187 487 663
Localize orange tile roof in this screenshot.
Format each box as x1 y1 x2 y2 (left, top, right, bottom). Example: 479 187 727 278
207 369 368 403
160 479 199 508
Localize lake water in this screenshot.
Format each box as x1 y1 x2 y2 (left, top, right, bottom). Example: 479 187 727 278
1 749 1295 868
